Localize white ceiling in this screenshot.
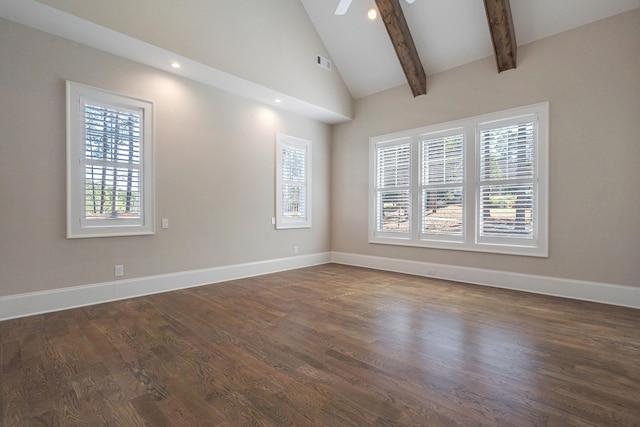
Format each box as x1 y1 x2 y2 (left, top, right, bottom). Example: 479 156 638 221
301 0 640 99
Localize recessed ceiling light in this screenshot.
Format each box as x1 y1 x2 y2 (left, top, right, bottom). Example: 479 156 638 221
367 7 377 20
171 62 181 69
275 99 282 103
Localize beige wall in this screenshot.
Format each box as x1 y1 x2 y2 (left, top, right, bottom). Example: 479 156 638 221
34 0 353 119
0 18 331 297
1 9 639 301
331 9 640 287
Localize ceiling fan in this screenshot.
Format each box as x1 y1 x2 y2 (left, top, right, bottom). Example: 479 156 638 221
335 0 416 15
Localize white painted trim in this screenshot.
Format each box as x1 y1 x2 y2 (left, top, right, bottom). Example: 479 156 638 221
0 253 331 321
331 252 640 310
3 251 637 321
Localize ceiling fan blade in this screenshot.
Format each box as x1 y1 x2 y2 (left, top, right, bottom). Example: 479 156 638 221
335 0 352 15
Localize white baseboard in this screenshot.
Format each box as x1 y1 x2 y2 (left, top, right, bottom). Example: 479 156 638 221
2 251 637 321
330 252 640 310
0 252 331 321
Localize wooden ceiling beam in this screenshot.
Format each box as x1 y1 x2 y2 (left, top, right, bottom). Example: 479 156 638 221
483 0 517 72
375 0 427 97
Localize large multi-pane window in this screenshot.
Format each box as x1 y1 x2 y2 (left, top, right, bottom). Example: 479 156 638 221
370 103 548 257
67 81 154 238
276 133 311 229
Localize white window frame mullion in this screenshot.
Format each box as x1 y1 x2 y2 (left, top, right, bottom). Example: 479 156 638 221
410 136 420 241
463 122 476 247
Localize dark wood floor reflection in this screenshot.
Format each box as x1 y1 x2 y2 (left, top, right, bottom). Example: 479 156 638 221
1 264 639 426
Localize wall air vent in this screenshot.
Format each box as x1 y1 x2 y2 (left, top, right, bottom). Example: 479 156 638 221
316 55 331 71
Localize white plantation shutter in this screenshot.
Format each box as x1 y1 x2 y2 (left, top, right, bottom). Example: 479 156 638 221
281 145 307 218
67 81 154 238
276 134 311 229
478 119 536 241
420 132 464 239
83 102 143 221
374 140 411 236
369 102 548 256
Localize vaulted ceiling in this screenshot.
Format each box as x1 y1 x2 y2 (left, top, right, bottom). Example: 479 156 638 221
300 0 640 98
1 0 639 123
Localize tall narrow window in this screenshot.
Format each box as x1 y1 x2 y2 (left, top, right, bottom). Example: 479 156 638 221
372 138 411 238
478 119 535 243
420 131 464 240
276 133 311 229
67 81 154 238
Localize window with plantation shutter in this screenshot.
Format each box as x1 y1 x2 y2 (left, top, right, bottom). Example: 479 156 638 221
67 81 154 238
420 131 464 240
276 133 311 229
478 119 535 242
373 139 412 237
369 102 548 257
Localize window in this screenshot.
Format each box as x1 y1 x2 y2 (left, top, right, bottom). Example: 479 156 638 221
276 133 311 229
370 103 548 257
66 81 154 238
373 138 411 236
421 130 464 240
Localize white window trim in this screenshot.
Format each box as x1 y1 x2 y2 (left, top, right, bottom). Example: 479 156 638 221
369 102 549 257
275 133 312 229
66 81 155 238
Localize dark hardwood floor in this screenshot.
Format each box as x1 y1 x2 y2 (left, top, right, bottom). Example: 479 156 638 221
1 264 639 426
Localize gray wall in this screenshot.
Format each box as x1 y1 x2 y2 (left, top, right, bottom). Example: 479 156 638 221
331 10 640 287
0 18 331 297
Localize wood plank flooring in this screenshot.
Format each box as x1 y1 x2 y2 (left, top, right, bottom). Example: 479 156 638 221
1 264 639 426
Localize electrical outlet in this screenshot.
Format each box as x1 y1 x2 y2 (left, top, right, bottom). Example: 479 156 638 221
115 265 124 277
161 218 169 229
294 246 299 254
